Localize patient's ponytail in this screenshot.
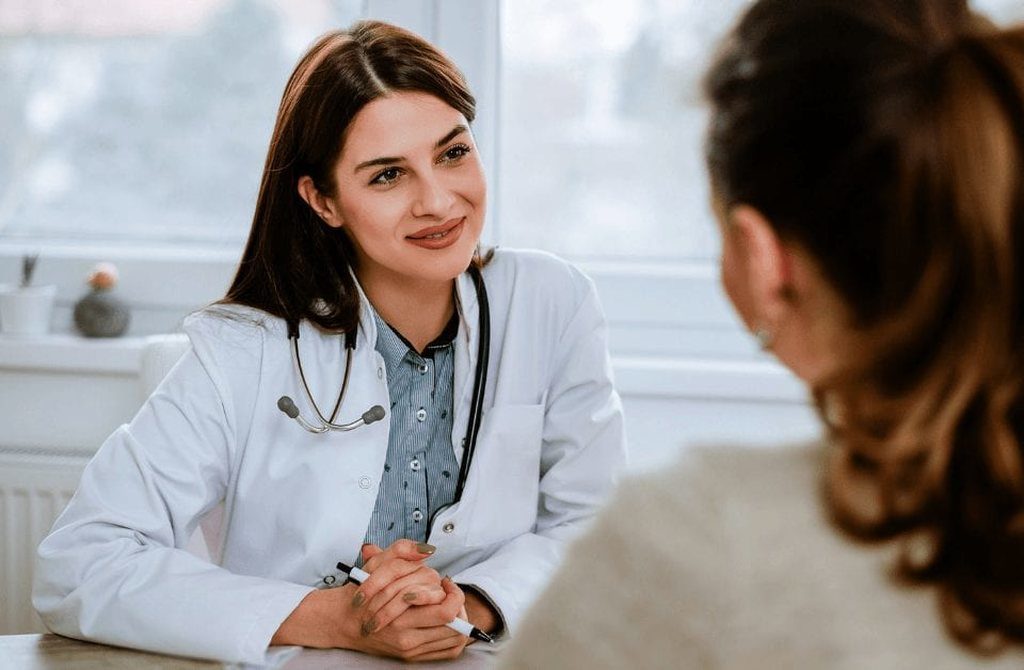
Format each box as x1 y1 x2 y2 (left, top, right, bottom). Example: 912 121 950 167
706 0 1024 653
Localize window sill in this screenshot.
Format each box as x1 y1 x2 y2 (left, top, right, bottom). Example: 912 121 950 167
0 334 144 374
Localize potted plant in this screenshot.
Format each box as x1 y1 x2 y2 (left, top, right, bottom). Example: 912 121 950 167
0 253 57 337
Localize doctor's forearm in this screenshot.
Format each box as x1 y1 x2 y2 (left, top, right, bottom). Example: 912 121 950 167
271 586 359 649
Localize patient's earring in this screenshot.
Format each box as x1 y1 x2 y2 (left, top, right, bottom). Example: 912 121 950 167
753 325 774 351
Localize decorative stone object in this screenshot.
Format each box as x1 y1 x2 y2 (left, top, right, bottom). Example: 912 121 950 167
74 262 130 338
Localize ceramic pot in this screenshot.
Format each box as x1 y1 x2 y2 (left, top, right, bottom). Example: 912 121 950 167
0 284 57 337
74 287 130 337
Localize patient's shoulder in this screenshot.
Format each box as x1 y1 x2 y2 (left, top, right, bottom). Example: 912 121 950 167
628 440 825 516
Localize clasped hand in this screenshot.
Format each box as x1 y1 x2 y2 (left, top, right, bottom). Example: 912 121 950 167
345 539 471 661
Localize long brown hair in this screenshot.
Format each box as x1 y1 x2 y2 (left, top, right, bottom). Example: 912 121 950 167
706 0 1024 653
224 20 477 333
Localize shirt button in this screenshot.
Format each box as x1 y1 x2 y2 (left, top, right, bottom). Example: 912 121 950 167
442 522 455 534
416 408 427 422
412 509 424 522
418 363 429 374
358 476 371 489
410 458 421 471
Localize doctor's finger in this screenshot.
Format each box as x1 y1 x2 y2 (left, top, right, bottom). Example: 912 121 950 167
362 539 436 573
403 628 469 662
360 543 383 563
354 559 432 607
363 566 442 617
366 582 447 632
392 580 466 629
399 585 447 607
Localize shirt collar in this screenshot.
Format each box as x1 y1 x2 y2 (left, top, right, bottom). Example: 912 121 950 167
373 307 458 368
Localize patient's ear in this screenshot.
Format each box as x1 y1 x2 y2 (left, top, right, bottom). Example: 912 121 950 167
727 205 794 325
297 176 343 228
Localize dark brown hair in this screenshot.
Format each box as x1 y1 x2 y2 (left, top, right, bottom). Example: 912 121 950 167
706 0 1024 653
224 20 477 333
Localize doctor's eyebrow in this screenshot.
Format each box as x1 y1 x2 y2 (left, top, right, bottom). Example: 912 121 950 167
353 124 469 172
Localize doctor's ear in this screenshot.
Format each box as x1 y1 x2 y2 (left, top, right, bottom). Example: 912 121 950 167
297 176 343 228
727 205 796 324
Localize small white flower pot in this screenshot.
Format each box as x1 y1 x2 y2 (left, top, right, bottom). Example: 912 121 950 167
0 284 57 337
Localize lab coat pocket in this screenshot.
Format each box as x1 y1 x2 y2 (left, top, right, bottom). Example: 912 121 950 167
463 403 544 547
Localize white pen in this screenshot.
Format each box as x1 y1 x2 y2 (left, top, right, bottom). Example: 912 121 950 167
336 561 495 643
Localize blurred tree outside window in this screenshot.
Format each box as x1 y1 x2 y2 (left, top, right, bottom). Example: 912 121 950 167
0 0 362 247
498 0 1024 263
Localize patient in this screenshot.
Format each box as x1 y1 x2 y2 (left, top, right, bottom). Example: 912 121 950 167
499 0 1024 667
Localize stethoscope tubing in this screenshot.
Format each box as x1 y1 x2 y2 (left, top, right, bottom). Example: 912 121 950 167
281 264 490 520
453 264 489 504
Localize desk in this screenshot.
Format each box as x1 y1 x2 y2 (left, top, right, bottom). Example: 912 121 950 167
0 634 497 669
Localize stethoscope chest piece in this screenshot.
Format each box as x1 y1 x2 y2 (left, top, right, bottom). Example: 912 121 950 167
277 322 385 433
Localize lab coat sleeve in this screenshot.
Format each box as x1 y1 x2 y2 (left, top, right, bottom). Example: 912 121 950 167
452 273 628 636
32 322 313 664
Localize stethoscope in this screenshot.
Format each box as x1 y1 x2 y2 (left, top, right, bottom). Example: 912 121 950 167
277 264 490 505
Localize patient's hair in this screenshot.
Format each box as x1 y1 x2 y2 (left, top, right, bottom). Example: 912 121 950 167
706 0 1024 653
224 20 478 333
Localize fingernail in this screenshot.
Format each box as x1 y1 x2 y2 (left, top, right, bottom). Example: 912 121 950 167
416 542 436 555
351 591 365 608
403 592 418 602
360 618 376 637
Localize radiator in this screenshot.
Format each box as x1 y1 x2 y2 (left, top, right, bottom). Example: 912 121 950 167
0 449 88 635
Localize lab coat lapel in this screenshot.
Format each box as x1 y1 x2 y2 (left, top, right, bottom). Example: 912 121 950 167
452 269 480 466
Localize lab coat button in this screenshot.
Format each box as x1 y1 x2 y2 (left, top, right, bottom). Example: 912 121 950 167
442 522 455 533
416 408 427 421
377 367 384 379
412 509 424 522
410 459 421 471
358 476 371 489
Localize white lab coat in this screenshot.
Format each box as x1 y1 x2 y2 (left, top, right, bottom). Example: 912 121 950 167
33 248 627 664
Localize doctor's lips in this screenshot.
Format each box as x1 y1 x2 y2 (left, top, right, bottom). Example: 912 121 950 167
406 217 465 250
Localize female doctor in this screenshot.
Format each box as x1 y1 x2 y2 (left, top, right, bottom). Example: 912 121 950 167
32 20 626 665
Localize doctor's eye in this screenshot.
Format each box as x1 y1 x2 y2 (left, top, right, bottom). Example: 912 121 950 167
439 143 472 164
369 166 403 187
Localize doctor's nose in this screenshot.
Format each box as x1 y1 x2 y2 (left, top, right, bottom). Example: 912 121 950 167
410 173 456 219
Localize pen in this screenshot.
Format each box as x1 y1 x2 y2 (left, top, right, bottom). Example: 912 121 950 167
336 561 494 643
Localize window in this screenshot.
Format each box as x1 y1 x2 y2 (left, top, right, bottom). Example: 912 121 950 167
0 0 363 247
3 0 1021 379
498 0 750 262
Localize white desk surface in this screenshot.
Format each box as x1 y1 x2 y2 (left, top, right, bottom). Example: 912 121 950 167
0 634 497 669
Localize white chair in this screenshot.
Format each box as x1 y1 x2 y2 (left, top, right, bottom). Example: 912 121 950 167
138 333 190 402
138 332 224 563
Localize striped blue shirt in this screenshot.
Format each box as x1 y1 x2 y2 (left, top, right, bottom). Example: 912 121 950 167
363 310 460 548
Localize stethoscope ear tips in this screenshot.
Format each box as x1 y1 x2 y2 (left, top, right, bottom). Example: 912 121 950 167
277 396 300 419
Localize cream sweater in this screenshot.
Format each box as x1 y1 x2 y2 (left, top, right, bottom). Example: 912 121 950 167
498 442 1024 669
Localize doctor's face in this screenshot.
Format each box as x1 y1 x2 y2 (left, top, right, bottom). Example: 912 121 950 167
325 91 486 287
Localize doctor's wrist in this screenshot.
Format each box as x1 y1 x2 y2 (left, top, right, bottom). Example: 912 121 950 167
462 587 502 636
271 584 360 650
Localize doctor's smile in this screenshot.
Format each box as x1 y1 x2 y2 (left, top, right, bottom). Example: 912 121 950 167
405 217 467 250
